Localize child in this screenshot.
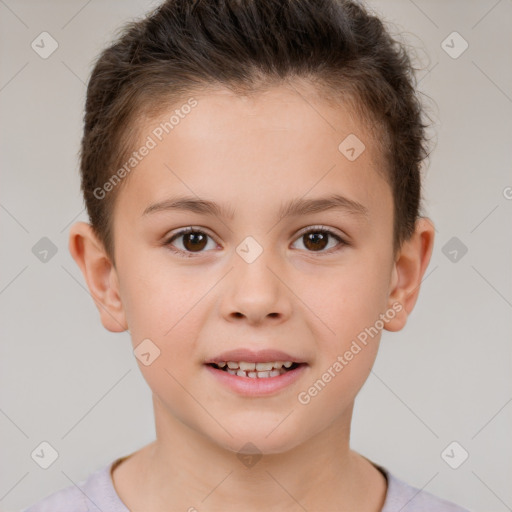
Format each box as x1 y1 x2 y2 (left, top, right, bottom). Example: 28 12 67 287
23 0 470 510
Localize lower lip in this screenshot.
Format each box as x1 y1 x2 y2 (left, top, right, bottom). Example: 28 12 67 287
204 364 308 397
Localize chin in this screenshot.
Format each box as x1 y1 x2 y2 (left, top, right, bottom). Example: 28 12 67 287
208 423 307 457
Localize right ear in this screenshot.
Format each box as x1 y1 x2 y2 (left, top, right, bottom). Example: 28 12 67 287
68 222 128 333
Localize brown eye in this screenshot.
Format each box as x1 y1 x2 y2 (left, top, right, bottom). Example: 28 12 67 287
303 232 329 251
292 227 346 254
181 232 208 252
165 228 217 257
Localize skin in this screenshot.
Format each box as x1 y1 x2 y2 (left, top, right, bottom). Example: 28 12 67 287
69 82 435 512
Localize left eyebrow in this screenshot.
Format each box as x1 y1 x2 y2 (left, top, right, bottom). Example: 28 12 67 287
142 193 369 221
277 194 369 220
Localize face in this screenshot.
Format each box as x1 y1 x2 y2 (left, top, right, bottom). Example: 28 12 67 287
100 84 400 454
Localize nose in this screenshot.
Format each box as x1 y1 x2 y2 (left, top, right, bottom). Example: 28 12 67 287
220 247 292 326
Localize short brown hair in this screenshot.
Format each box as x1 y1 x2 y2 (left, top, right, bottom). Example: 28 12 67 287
79 0 433 264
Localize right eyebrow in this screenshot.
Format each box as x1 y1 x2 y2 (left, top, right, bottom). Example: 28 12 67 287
142 196 235 219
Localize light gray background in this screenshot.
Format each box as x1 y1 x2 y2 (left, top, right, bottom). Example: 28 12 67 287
1 1 511 511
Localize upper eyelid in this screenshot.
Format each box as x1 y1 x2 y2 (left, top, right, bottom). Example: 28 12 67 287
294 224 345 239
169 226 219 242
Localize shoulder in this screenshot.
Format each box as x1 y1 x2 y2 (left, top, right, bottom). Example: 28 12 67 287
21 477 89 512
21 460 129 512
378 464 471 512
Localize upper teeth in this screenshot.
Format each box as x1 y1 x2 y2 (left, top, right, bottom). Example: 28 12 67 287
220 361 293 370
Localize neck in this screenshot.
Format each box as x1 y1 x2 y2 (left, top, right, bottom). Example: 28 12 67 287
113 394 387 512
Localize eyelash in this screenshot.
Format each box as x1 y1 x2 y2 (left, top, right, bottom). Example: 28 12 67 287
164 225 348 259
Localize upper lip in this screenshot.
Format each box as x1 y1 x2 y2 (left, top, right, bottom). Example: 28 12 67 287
205 348 307 364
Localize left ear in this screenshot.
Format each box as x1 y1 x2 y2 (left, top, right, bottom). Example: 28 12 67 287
384 217 435 332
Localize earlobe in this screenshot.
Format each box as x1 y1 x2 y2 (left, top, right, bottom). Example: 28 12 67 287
384 217 435 332
68 221 128 333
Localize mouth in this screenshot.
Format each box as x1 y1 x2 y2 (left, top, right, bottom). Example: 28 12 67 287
204 360 308 396
206 361 304 378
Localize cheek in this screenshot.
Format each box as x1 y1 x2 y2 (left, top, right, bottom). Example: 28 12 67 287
296 345 379 426
124 274 207 413
296 257 391 344
118 248 201 338
296 267 386 414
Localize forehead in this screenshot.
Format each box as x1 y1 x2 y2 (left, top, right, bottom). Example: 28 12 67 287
169 84 378 155
115 83 391 223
